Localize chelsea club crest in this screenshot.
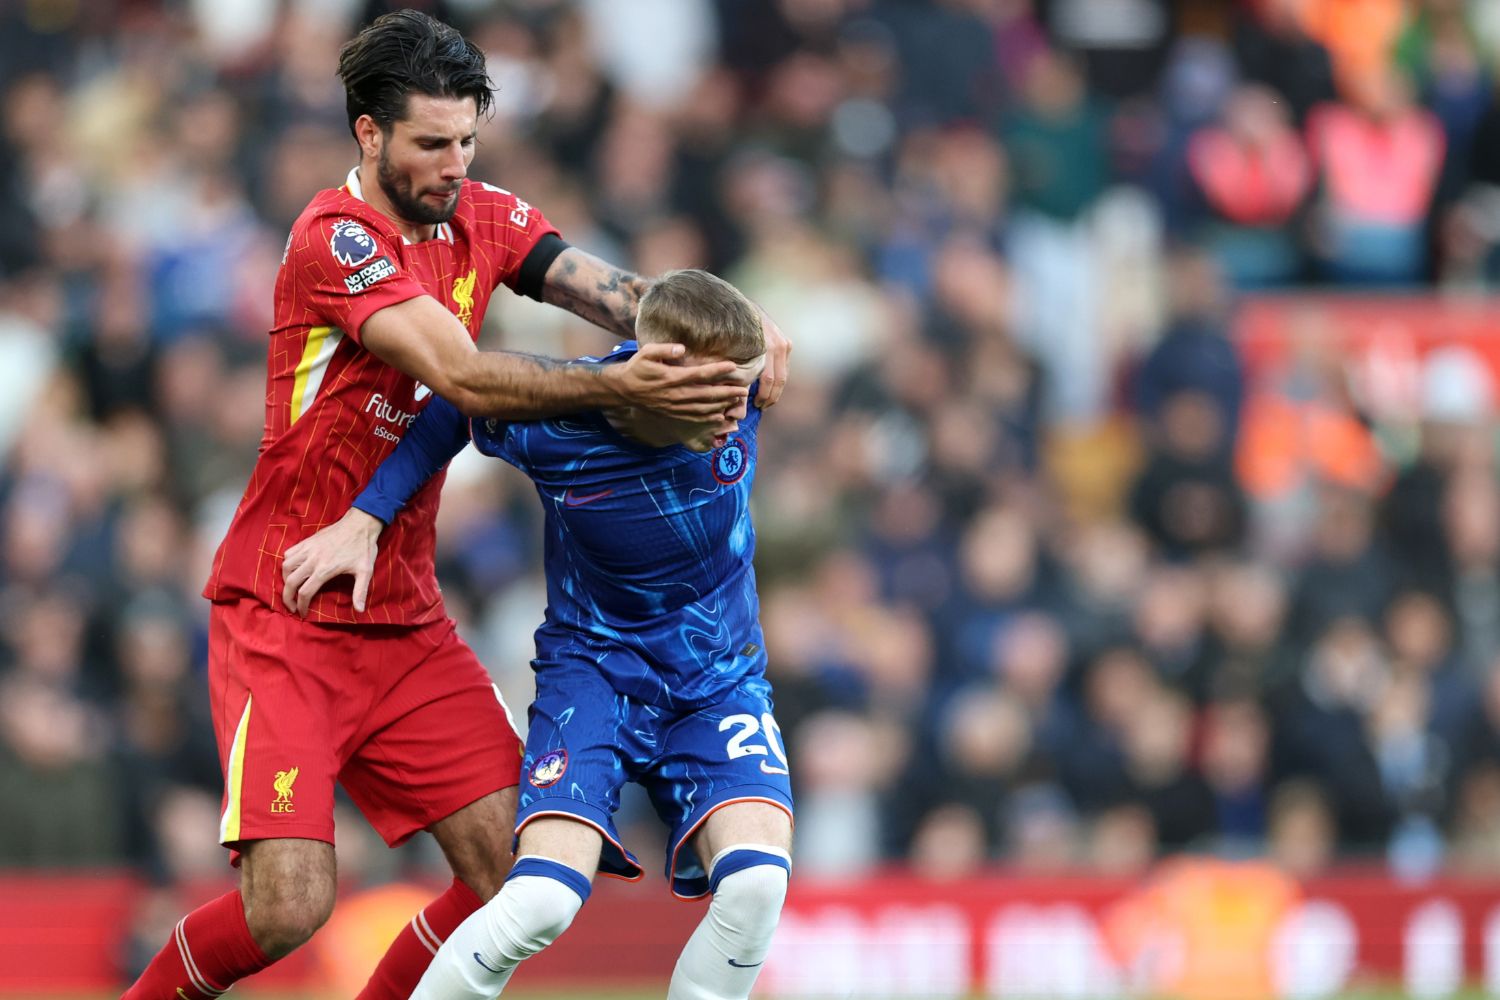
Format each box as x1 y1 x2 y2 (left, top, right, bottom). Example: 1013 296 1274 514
712 438 748 485
530 749 568 788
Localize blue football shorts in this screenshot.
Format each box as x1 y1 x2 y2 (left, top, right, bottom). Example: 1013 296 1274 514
515 658 794 898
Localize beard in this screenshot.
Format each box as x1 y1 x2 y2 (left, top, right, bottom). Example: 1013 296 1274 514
376 147 461 225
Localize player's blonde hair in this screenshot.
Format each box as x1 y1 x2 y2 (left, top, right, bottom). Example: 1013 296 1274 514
636 270 764 363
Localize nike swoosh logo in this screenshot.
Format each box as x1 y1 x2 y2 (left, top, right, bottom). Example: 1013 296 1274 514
474 952 505 974
563 488 613 507
728 958 764 968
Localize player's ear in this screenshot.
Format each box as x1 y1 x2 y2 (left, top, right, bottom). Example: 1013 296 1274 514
355 115 383 160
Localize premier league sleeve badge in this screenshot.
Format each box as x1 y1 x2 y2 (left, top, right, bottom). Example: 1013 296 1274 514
329 220 378 268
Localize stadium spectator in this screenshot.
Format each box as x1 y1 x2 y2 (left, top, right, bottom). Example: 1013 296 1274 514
790 710 890 877
1037 0 1175 100
1184 85 1313 286
1235 306 1386 557
1200 696 1273 850
1442 466 1500 669
1129 390 1249 559
1398 2 1490 203
1088 802 1159 874
1231 0 1338 124
909 801 989 879
1062 645 1156 813
1003 47 1111 418
1201 560 1296 699
1383 344 1497 589
1266 779 1337 878
936 684 1036 848
1448 760 1500 872
1119 686 1217 849
1305 68 1446 284
1272 617 1395 850
0 674 121 865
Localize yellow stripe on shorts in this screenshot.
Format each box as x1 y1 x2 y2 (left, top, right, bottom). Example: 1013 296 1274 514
218 695 253 844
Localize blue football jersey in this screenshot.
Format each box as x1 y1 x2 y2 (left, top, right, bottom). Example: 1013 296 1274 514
354 342 765 710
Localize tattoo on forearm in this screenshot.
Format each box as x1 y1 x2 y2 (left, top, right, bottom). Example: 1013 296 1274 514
506 350 563 373
542 250 650 339
595 268 644 331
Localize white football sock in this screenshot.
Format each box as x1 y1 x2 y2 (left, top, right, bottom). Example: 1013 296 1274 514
411 864 586 1000
668 847 789 1000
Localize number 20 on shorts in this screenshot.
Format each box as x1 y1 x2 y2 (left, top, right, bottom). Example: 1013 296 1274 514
720 713 790 775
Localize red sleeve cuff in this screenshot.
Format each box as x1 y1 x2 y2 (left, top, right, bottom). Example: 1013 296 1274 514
341 276 428 346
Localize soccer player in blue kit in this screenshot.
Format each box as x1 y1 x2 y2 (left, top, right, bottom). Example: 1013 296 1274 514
294 269 791 999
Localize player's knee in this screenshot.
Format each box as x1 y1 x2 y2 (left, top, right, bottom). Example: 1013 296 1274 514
450 841 512 902
504 879 579 948
708 848 790 940
245 880 336 958
483 857 591 961
241 843 337 958
715 864 788 921
432 789 517 901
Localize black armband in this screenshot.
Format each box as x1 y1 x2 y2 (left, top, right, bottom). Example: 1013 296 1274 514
514 232 569 301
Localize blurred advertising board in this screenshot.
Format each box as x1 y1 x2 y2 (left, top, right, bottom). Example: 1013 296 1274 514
7 862 1500 996
1230 295 1500 502
1234 295 1500 425
764 861 1500 999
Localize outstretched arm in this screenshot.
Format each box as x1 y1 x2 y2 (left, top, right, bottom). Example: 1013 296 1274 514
280 397 470 616
361 295 749 421
540 247 794 408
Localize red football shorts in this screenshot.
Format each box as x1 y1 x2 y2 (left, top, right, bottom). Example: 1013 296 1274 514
208 599 522 856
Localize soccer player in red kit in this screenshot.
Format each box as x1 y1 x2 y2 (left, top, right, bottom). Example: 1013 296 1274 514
121 10 790 1000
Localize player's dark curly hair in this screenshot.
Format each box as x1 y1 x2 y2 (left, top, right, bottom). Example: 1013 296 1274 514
337 9 493 138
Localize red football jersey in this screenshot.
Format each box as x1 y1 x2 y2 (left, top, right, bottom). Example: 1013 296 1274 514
205 168 558 625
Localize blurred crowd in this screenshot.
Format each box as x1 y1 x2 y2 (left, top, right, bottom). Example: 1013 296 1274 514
7 0 1500 917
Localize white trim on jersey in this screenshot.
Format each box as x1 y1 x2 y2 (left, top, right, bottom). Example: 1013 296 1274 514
290 326 345 424
492 683 521 739
343 167 455 244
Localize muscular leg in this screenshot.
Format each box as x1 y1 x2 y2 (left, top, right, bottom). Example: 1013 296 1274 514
431 787 519 899
121 838 333 999
409 817 602 999
668 802 793 1000
240 838 339 957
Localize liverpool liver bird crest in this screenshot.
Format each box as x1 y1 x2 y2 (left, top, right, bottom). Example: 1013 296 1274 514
273 767 299 803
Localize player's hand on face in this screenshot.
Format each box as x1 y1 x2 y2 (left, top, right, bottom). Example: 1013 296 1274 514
754 307 791 409
612 342 751 421
281 508 385 618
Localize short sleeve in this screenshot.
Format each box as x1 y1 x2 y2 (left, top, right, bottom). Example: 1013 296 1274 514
466 182 562 292
289 211 427 345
